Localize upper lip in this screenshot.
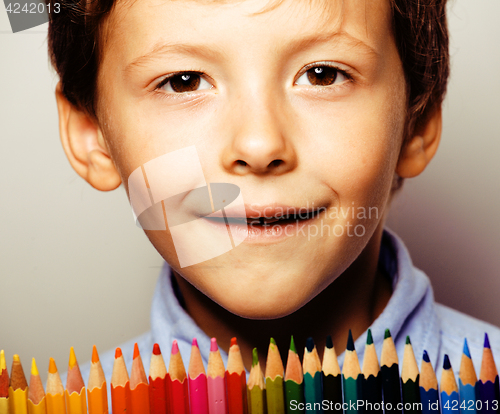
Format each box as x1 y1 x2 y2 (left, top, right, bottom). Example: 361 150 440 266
205 203 325 220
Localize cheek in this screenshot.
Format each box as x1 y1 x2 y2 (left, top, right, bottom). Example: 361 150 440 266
298 89 406 209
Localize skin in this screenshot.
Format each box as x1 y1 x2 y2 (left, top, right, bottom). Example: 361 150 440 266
56 0 442 368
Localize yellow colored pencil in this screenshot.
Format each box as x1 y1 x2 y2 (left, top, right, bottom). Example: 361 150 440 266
0 350 10 414
46 359 65 414
64 348 86 414
9 355 28 414
27 359 46 414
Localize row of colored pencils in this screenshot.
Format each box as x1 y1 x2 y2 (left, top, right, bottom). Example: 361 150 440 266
1 331 499 414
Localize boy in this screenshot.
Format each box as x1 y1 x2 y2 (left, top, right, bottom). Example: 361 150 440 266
47 0 500 382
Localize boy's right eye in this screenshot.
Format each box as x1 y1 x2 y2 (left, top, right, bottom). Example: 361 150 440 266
156 72 213 93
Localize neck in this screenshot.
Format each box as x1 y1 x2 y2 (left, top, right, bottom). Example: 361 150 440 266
173 223 391 371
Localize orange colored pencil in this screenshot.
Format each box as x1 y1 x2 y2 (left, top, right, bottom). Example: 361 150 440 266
110 348 130 414
87 346 108 414
9 354 28 414
168 340 189 414
65 348 86 414
46 358 66 414
226 338 247 414
0 350 9 414
149 344 169 414
28 358 46 414
129 343 150 414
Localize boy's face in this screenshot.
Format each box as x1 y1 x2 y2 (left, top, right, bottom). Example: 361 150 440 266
97 0 407 318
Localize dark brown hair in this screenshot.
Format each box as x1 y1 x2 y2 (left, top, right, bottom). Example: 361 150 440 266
46 0 449 142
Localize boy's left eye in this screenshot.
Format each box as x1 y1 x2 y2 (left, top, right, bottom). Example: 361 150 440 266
156 72 213 93
295 65 348 86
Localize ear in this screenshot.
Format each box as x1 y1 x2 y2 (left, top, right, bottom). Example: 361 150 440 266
55 83 121 191
396 106 442 178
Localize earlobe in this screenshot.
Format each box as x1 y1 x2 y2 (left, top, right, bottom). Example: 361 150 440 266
55 83 121 191
396 107 442 178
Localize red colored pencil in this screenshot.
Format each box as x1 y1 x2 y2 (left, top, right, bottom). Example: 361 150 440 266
207 338 228 414
110 348 130 414
129 343 150 414
149 343 169 414
226 338 247 414
167 340 189 414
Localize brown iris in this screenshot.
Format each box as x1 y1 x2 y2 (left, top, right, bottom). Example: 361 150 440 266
168 73 201 92
306 66 338 86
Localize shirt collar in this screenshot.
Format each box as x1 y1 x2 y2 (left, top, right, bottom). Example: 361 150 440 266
150 228 441 369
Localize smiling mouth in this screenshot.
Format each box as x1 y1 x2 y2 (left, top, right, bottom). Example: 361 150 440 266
203 208 323 226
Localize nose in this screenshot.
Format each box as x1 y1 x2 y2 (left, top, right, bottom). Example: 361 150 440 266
221 94 297 176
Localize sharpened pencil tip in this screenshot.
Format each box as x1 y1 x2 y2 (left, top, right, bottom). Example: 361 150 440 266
366 329 373 345
13 354 20 363
31 358 39 376
326 335 333 349
210 338 218 352
290 336 297 353
270 338 276 346
191 338 198 348
484 333 491 349
133 343 140 359
406 336 411 345
423 350 430 363
230 337 238 347
0 350 5 371
384 329 391 339
463 338 471 358
115 348 122 359
172 340 180 354
252 348 259 367
443 354 451 370
306 337 315 353
48 357 58 374
153 343 161 355
347 330 355 351
68 347 77 369
92 345 99 364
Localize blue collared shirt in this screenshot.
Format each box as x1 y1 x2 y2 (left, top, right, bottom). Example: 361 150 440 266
76 228 500 398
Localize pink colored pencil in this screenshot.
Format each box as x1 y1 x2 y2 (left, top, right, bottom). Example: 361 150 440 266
207 338 228 414
167 340 189 414
188 338 209 414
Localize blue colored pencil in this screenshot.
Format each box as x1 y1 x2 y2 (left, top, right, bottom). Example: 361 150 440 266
420 350 440 414
440 355 459 414
477 333 499 414
459 339 477 414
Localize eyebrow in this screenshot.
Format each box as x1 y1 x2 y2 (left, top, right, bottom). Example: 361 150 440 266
125 43 229 73
125 29 379 73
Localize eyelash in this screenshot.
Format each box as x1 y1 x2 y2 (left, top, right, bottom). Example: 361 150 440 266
152 62 354 96
295 62 354 85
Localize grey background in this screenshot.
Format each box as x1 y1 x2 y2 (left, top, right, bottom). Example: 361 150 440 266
1 0 499 382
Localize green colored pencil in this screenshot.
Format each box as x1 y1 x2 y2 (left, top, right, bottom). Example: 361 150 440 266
362 329 383 414
285 336 304 413
401 336 422 414
303 337 323 413
248 348 266 414
343 330 363 414
266 338 285 414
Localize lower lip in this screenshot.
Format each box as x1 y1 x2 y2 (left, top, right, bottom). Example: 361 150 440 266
202 215 320 244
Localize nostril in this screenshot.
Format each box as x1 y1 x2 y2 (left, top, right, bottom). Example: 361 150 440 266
236 160 248 167
269 159 283 168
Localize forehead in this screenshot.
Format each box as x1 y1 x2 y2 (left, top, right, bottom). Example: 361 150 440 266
102 0 393 63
